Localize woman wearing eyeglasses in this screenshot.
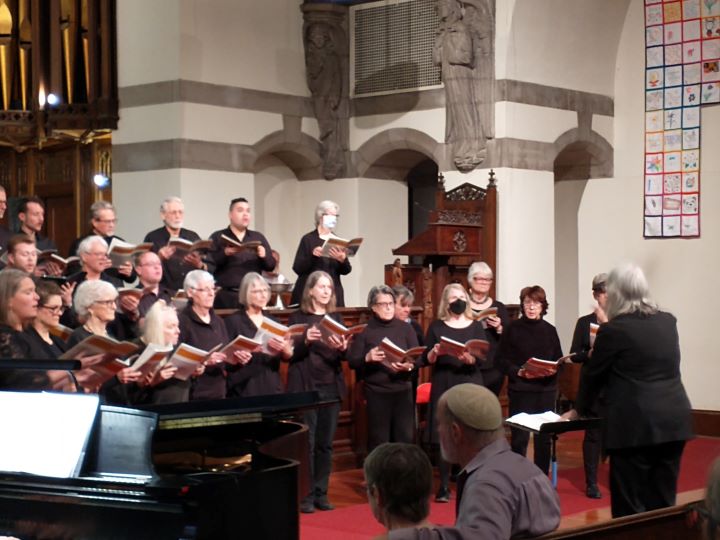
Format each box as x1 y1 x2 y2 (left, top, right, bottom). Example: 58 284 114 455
179 270 228 401
466 261 510 396
348 285 419 452
224 272 293 398
19 280 68 359
496 285 562 475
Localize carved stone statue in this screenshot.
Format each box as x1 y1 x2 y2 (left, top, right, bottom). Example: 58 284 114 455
434 0 494 172
304 21 345 179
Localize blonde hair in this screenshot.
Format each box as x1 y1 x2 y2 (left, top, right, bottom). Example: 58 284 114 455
238 272 269 308
301 271 336 313
437 283 472 320
142 300 178 346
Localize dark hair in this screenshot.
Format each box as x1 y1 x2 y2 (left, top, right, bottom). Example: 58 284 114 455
392 285 414 305
18 196 44 215
8 233 35 254
364 443 432 525
520 285 548 317
301 270 336 313
35 280 62 306
229 197 248 210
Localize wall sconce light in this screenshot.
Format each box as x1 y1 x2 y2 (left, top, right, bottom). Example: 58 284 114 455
93 173 110 189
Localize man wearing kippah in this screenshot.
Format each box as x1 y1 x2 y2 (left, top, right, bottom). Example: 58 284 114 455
389 383 560 540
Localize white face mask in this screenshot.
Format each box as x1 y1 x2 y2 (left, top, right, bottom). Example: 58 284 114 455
322 214 338 229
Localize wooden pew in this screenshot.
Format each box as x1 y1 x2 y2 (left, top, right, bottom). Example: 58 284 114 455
540 499 704 540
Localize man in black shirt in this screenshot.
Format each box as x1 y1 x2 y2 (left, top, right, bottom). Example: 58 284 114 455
208 197 275 309
17 197 61 276
144 196 206 292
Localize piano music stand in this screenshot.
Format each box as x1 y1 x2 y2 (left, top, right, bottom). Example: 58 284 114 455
505 417 602 488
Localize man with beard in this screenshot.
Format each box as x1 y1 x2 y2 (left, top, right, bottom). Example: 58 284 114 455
144 196 207 292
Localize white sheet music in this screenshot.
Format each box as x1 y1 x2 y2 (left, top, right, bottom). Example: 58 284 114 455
0 391 99 478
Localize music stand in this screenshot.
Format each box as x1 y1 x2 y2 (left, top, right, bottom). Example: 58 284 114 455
505 417 603 488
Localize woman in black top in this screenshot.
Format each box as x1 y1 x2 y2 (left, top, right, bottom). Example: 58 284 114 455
19 280 68 359
423 283 487 502
348 285 418 452
290 200 351 307
496 285 562 475
466 261 510 395
178 270 228 401
224 272 292 398
288 270 347 513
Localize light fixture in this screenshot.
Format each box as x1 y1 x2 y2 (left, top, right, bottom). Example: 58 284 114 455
46 93 59 107
93 173 110 189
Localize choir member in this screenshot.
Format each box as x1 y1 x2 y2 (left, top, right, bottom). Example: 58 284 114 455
134 300 196 405
68 280 141 395
564 264 693 517
466 261 510 395
496 285 562 475
348 285 418 451
422 283 487 502
224 272 292 398
66 201 135 283
290 200 351 307
18 280 67 359
5 234 41 276
287 270 347 513
178 270 228 400
144 196 207 292
569 272 608 499
0 185 11 250
209 198 275 309
17 196 56 252
134 251 174 319
392 285 424 346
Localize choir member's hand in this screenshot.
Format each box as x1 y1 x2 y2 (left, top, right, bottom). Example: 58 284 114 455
119 294 140 318
158 245 175 260
206 351 226 365
60 282 76 308
117 261 134 278
365 347 385 363
156 365 178 382
33 264 46 277
232 350 253 366
306 325 322 343
486 315 502 334
427 344 441 364
76 352 105 368
117 367 142 384
560 409 578 421
193 363 206 377
588 348 593 359
256 245 266 259
312 246 323 257
328 334 348 351
389 360 414 373
328 246 346 263
224 246 242 256
517 368 551 379
184 251 204 269
460 351 476 365
43 261 63 277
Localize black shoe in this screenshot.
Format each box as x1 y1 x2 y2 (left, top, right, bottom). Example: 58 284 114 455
300 500 316 513
586 484 602 499
435 486 451 503
314 499 334 511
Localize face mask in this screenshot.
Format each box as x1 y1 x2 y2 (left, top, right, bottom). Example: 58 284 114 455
449 299 467 315
322 214 337 229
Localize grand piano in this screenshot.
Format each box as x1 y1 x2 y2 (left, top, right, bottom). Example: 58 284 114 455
0 371 324 540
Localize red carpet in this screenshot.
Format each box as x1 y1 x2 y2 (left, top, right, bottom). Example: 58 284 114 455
300 436 720 539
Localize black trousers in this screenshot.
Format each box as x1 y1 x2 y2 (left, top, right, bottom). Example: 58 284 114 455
608 440 685 518
365 387 414 452
508 388 556 475
302 385 341 503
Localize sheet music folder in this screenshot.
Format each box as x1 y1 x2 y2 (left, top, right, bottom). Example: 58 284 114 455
0 391 99 478
505 416 602 434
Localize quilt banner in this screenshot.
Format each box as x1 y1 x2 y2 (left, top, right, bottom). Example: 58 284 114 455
644 0 719 238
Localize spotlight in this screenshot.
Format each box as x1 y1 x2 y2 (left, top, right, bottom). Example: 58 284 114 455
46 93 60 107
93 174 110 189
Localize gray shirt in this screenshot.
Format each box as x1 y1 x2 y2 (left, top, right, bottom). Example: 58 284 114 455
389 438 560 540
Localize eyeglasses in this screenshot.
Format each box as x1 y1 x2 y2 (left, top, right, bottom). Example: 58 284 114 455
94 299 117 307
250 289 269 296
40 304 64 314
472 276 493 283
522 300 542 308
95 218 117 224
374 302 394 309
191 286 216 295
87 251 108 258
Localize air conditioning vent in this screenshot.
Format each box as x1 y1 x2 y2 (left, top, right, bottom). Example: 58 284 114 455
350 0 441 97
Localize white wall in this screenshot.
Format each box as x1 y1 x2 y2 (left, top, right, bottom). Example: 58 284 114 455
576 0 720 409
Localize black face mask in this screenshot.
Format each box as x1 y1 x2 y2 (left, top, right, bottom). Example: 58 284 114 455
449 299 467 315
